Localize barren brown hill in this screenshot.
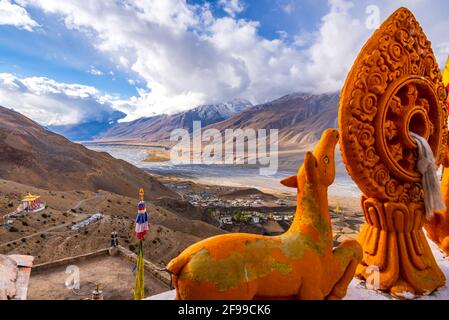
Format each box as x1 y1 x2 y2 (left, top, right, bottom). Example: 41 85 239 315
0 106 176 200
207 93 339 147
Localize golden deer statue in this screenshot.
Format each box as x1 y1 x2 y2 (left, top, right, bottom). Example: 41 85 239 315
166 129 362 300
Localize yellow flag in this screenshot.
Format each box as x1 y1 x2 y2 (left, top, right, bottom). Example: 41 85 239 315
134 241 145 300
443 56 449 87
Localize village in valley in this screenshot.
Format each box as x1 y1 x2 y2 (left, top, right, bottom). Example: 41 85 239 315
158 177 364 243
161 179 296 233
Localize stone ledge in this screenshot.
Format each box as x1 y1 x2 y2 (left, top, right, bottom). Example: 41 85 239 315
32 248 110 273
117 245 172 287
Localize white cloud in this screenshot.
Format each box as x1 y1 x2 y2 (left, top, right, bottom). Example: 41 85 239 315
0 73 123 126
0 0 38 31
293 31 316 48
219 0 245 18
282 2 295 14
19 0 299 119
88 66 103 76
302 0 368 93
8 0 449 123
276 30 288 41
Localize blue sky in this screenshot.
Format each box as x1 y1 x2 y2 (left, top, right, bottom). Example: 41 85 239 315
188 0 327 40
0 0 448 126
1 0 327 100
0 6 139 97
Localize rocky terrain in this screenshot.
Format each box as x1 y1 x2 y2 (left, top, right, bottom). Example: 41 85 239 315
0 179 224 265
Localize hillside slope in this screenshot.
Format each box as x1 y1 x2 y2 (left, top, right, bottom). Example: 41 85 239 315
207 93 339 147
0 179 224 265
0 106 176 200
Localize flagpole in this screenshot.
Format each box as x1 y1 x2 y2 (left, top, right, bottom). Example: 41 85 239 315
138 188 144 277
134 188 147 300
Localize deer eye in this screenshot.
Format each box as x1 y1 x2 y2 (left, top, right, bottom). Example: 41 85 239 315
323 156 329 164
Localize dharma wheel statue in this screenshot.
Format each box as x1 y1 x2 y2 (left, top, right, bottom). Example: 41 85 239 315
339 7 448 297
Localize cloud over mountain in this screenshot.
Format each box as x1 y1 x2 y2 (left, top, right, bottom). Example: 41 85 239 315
0 73 124 126
1 0 448 123
12 0 370 120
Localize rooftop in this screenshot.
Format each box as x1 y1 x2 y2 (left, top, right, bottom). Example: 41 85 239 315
22 194 41 202
28 247 170 300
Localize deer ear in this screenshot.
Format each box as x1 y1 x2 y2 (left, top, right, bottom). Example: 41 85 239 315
280 176 298 188
304 152 318 182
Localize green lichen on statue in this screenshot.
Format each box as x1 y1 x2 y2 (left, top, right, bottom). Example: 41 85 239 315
290 183 332 246
178 187 333 292
333 246 359 271
280 233 325 258
179 242 292 291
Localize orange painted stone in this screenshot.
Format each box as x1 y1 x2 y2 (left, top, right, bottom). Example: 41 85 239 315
167 129 362 300
339 7 448 297
425 147 449 256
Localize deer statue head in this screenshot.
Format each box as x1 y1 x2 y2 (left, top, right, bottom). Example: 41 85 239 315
280 128 339 190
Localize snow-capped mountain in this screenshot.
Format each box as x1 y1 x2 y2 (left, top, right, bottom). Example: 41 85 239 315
207 93 340 147
193 99 252 119
98 99 253 142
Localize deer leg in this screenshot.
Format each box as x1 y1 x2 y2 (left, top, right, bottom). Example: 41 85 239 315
171 275 183 300
297 279 325 300
326 240 363 300
326 257 359 300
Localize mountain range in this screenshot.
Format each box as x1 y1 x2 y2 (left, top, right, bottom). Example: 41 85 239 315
93 93 340 169
43 92 341 171
95 93 339 149
97 99 252 142
48 99 252 142
0 91 342 202
205 93 339 146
